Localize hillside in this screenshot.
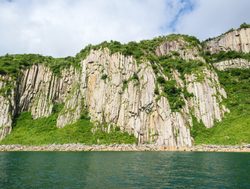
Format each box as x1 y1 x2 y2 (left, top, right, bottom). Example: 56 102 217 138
0 24 249 146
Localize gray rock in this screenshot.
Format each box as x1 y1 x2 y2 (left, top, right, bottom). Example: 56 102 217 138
213 58 250 70
0 36 237 146
204 28 250 54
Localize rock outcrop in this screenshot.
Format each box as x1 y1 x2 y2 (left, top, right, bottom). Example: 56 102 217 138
79 43 227 145
185 68 228 128
156 37 205 62
0 76 15 140
81 49 195 146
0 64 84 139
155 37 228 128
0 53 228 146
3 27 249 146
18 65 56 118
213 58 250 70
204 28 250 53
17 64 82 125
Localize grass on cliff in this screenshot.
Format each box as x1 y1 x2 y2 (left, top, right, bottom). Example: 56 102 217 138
0 112 136 145
0 54 80 77
152 56 204 111
203 50 250 63
76 34 200 62
0 34 200 78
192 69 250 145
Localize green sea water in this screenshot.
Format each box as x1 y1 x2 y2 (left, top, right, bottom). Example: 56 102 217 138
0 152 249 189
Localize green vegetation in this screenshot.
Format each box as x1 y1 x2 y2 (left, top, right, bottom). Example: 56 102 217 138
76 34 200 63
240 22 250 29
204 50 250 63
121 73 140 91
0 79 14 96
0 54 80 77
155 76 184 111
223 28 235 35
0 33 200 80
162 80 185 111
192 69 250 145
190 116 210 142
203 23 250 42
76 38 165 63
1 26 250 146
153 56 204 111
101 74 108 80
166 34 201 47
157 57 205 79
142 34 203 112
0 111 136 145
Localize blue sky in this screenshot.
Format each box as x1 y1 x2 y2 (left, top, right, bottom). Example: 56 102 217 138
0 0 249 57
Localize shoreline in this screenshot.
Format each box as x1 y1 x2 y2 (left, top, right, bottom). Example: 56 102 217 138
0 144 249 152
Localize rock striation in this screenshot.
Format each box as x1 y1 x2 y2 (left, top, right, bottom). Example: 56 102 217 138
0 56 226 146
185 68 228 128
17 64 82 125
204 28 250 53
155 37 228 128
156 37 205 62
0 50 227 146
1 27 250 146
213 58 250 70
81 49 194 146
0 76 15 140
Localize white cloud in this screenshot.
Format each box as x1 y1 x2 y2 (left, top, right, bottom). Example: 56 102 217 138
175 0 250 40
0 0 249 57
0 0 185 57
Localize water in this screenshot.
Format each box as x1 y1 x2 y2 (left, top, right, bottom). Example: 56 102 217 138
0 152 249 189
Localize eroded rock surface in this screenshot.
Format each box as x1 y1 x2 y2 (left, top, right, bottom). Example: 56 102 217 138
0 76 15 139
213 58 250 70
156 37 205 62
79 47 227 145
205 28 250 53
0 33 235 146
185 68 228 128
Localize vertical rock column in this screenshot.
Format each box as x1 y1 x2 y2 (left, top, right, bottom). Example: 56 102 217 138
0 76 16 139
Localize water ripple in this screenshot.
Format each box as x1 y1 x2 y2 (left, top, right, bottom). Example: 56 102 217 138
0 152 249 189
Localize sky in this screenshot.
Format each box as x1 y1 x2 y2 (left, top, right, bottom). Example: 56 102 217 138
0 0 249 57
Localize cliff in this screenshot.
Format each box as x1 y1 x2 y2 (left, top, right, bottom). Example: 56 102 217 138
204 27 250 53
213 58 250 70
0 25 249 146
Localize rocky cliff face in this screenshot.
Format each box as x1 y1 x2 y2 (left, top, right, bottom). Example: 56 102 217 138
185 68 228 128
155 36 228 129
0 76 15 140
204 28 250 53
213 58 250 70
156 37 204 62
0 64 83 139
0 26 249 146
81 49 193 146
16 64 81 122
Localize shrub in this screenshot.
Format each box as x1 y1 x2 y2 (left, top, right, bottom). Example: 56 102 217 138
131 73 139 81
154 86 159 95
52 103 64 114
204 51 250 63
240 22 250 29
0 54 80 78
157 76 166 84
1 111 136 145
101 74 108 80
163 80 181 96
